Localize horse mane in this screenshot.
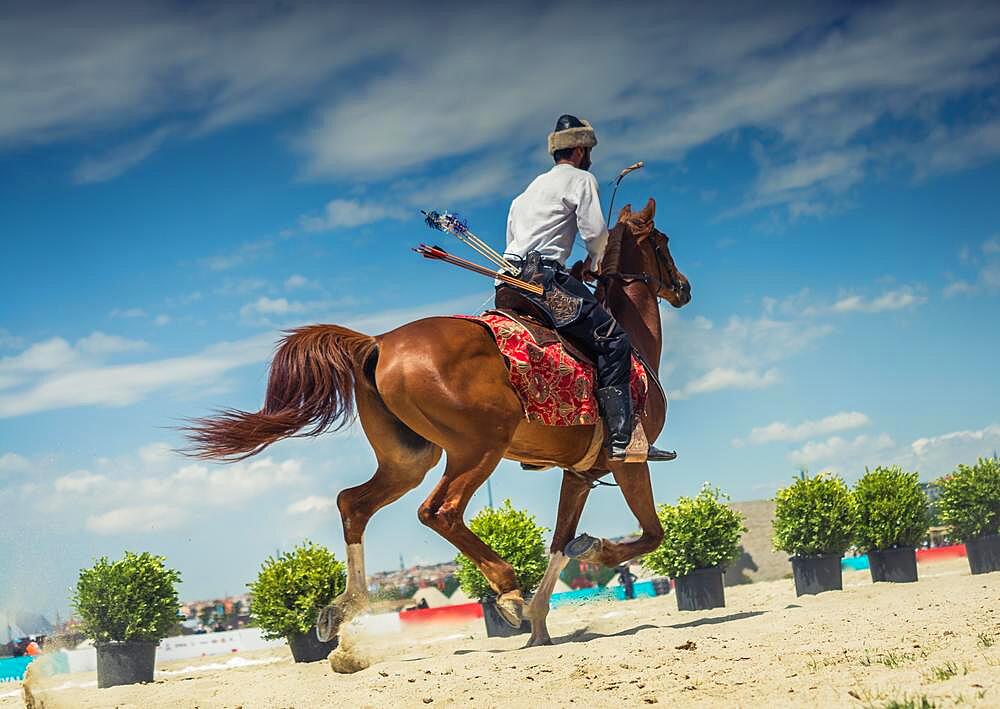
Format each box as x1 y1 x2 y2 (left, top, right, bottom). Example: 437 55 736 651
600 205 654 275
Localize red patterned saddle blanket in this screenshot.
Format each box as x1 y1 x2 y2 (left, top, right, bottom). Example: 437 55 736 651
456 312 649 427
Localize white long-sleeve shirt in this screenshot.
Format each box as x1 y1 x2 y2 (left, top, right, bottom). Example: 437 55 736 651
504 163 609 267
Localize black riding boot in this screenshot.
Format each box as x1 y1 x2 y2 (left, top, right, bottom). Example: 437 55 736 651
596 386 633 460
596 386 678 462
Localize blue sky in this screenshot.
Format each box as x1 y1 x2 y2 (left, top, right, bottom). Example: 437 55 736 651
2 0 999 618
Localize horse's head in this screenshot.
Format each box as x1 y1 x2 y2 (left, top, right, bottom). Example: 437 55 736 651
601 198 691 308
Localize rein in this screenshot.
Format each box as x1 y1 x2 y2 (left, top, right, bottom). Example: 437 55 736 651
594 229 677 303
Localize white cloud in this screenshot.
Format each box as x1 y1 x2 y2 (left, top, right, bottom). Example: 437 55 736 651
0 452 30 473
943 280 976 297
199 238 274 272
0 332 275 418
86 505 188 535
72 125 175 183
0 332 148 387
735 411 870 446
945 236 1000 296
676 367 780 398
287 495 337 515
43 447 307 535
76 332 148 356
731 148 868 218
165 458 305 505
109 307 147 319
54 472 109 494
1 3 996 207
787 433 896 468
139 442 173 465
0 338 78 377
911 423 1000 460
299 198 406 232
402 154 524 208
832 286 927 313
242 297 306 316
0 294 490 419
763 284 929 318
238 296 341 325
284 274 310 290
662 303 833 399
920 118 1000 176
786 423 1000 480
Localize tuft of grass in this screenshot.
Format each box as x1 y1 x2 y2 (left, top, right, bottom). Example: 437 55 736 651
924 661 968 682
864 695 938 709
977 632 995 649
859 650 917 668
805 654 842 670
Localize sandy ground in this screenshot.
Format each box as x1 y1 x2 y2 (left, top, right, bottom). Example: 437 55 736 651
9 558 999 708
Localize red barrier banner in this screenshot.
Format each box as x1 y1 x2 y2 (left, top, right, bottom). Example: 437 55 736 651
916 544 966 563
398 602 484 624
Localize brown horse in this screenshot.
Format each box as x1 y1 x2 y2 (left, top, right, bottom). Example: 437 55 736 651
186 198 691 649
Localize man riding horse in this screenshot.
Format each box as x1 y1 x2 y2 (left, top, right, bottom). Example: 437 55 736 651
499 114 675 462
186 114 692 653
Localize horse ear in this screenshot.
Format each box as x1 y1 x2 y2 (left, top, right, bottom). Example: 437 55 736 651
618 204 632 221
639 197 656 220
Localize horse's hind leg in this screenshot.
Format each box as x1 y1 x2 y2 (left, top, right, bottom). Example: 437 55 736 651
316 385 442 643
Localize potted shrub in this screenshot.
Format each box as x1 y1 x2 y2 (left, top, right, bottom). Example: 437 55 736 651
853 466 930 583
455 500 547 637
772 473 856 596
72 551 181 688
248 541 346 662
643 485 745 611
937 457 1000 574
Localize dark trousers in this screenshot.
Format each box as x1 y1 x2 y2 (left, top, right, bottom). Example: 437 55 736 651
517 263 633 391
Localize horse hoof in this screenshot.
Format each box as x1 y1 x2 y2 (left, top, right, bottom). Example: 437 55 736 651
524 634 553 648
316 604 345 643
495 591 525 628
564 533 602 561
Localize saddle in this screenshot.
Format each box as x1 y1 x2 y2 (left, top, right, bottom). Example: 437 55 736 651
493 285 595 369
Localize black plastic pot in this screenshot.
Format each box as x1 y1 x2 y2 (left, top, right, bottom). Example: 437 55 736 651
965 533 1000 575
651 577 672 596
790 553 844 596
868 546 918 583
481 598 531 638
673 566 725 611
95 641 157 688
288 626 339 663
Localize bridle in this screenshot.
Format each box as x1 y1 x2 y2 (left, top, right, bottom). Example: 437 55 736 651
596 225 682 302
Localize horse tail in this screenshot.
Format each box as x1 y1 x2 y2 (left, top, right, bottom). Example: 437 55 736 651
184 324 378 461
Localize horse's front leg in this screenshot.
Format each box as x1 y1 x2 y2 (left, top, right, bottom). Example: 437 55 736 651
525 470 592 647
564 462 664 567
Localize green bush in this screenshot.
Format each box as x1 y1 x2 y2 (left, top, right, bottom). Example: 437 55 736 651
936 457 1000 540
455 500 548 600
772 473 856 556
643 484 746 578
247 541 346 640
853 466 930 551
72 551 181 643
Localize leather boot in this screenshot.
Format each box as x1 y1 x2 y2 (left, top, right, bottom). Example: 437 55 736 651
596 386 633 461
596 386 678 463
